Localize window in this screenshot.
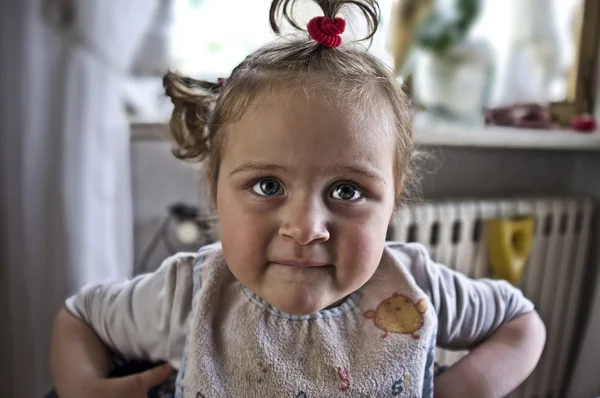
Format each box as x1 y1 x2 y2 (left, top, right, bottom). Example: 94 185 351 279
467 0 580 105
127 0 393 124
127 0 582 125
170 0 394 78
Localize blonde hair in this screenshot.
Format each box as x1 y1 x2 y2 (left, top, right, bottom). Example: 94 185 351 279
163 0 416 207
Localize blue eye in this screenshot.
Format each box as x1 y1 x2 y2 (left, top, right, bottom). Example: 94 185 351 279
252 179 284 196
331 183 362 201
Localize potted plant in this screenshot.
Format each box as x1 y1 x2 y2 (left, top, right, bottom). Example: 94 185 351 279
412 0 494 125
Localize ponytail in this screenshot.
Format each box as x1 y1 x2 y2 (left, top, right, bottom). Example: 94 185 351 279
162 71 223 161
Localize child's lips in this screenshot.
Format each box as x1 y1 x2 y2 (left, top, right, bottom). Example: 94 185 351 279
271 259 330 268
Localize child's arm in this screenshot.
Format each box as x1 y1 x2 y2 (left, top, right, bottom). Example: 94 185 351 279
50 308 174 397
50 308 112 394
434 310 545 398
391 243 546 397
49 251 199 396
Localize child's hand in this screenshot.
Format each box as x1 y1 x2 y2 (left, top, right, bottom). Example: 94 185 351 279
84 363 174 398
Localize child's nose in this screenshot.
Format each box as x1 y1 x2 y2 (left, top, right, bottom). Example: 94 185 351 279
278 198 330 245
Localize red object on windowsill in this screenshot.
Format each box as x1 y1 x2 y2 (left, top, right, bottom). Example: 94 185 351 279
571 114 597 132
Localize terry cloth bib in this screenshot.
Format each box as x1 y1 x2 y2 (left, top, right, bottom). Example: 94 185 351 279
176 247 437 397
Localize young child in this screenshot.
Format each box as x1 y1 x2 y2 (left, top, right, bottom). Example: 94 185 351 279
50 1 545 397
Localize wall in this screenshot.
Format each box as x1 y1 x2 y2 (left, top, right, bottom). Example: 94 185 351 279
418 147 576 199
565 152 600 398
131 141 201 272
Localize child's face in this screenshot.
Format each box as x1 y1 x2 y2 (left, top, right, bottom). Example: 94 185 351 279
216 86 397 315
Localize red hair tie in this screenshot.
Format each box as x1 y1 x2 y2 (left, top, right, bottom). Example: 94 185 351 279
307 16 346 48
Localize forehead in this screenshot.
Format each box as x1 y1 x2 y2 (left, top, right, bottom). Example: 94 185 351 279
221 85 396 175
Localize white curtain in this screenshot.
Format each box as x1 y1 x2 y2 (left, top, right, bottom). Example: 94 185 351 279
0 1 157 396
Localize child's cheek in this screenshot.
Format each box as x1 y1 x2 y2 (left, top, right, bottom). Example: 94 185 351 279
335 216 388 286
217 192 269 273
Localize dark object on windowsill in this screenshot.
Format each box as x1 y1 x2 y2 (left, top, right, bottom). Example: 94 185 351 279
571 113 597 132
484 104 558 130
168 203 199 221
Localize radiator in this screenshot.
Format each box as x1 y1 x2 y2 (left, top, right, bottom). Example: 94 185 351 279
390 197 594 398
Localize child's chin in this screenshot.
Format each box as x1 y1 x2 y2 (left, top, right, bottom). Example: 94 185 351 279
268 293 333 316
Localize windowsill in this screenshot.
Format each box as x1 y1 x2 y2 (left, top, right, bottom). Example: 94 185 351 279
412 118 600 152
131 121 600 152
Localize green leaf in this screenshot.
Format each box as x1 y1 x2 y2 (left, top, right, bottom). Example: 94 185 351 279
415 0 482 54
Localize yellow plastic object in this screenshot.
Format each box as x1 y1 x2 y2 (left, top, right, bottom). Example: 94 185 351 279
486 217 535 285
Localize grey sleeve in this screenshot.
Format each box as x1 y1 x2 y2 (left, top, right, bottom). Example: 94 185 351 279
394 243 535 350
65 252 197 368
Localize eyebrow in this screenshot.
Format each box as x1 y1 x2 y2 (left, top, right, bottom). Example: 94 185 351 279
229 162 289 177
229 161 387 185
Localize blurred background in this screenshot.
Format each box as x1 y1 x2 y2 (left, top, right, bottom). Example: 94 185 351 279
1 0 599 397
